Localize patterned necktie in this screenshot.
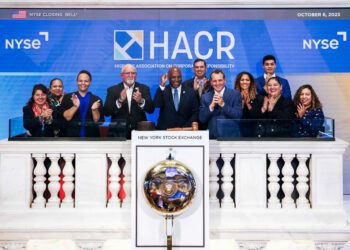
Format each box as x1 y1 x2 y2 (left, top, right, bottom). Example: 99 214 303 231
198 79 203 97
173 88 179 111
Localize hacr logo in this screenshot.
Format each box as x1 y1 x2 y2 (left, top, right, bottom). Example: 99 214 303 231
114 30 144 60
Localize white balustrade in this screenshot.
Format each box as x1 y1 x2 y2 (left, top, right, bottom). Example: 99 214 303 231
267 154 281 209
61 153 75 208
32 154 47 208
281 154 296 209
46 153 61 208
107 154 121 208
123 154 131 205
296 154 311 209
209 155 219 205
0 139 348 243
221 154 234 207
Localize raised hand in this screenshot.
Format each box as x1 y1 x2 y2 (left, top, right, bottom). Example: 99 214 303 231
297 103 306 118
160 74 168 87
132 87 142 104
71 93 80 108
91 99 101 111
119 88 127 103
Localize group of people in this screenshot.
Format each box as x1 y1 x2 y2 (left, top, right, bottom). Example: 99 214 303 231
23 55 325 139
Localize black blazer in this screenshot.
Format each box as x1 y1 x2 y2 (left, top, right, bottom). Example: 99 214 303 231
259 96 296 137
153 84 199 130
104 82 154 138
23 105 56 137
60 92 104 137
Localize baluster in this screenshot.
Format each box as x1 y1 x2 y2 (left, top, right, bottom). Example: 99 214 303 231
209 155 220 205
221 154 234 207
296 154 311 208
107 154 120 208
61 154 75 208
46 154 61 208
282 154 296 209
123 154 131 204
32 154 47 208
267 154 281 209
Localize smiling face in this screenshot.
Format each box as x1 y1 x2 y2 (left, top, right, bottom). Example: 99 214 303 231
77 73 91 93
33 89 47 106
266 78 282 97
211 72 226 93
193 60 207 79
168 67 182 88
121 64 137 87
50 79 63 97
300 87 312 107
239 73 251 91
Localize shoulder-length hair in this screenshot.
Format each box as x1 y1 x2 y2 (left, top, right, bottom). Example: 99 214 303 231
234 71 257 99
27 84 50 107
293 84 322 109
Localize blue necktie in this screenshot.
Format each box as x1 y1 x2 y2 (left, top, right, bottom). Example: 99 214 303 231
173 88 179 111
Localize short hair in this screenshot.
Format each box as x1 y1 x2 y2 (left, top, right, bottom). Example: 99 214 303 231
27 84 49 107
262 55 276 64
234 71 257 100
193 58 207 67
121 64 137 74
49 78 63 88
266 76 281 86
210 69 225 81
77 70 92 82
293 84 322 109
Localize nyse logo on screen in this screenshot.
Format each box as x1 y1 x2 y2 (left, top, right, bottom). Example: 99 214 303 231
4 32 49 50
114 30 144 60
114 30 235 60
303 31 347 50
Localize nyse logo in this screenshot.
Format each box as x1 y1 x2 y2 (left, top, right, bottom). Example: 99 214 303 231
114 30 144 60
303 31 347 50
5 31 49 50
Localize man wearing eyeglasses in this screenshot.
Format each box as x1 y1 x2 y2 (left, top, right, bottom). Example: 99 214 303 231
104 64 154 138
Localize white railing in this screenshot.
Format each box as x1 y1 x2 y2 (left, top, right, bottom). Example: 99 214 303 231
0 138 348 245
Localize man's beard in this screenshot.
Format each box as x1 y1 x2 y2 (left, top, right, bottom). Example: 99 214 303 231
126 79 135 86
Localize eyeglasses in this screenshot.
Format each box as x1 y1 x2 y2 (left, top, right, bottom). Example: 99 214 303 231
122 72 136 75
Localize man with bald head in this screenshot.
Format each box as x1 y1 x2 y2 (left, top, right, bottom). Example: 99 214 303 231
153 66 199 130
104 64 154 138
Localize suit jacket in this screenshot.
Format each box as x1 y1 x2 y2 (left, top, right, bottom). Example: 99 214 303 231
255 75 292 100
153 84 199 130
199 88 242 139
104 82 154 138
60 92 104 137
23 105 57 137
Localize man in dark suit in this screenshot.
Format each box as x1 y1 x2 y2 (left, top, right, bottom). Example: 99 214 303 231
154 66 199 130
255 55 292 100
104 64 154 139
199 69 242 139
183 59 210 99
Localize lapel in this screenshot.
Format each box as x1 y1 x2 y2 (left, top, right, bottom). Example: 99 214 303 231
178 86 186 111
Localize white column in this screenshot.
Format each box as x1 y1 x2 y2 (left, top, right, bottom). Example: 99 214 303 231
107 154 121 208
61 154 75 208
209 155 219 205
46 154 61 208
32 154 47 208
267 154 281 209
281 154 296 209
123 154 131 205
221 154 234 207
296 154 310 209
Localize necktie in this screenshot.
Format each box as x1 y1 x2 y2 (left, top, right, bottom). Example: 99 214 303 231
173 88 179 111
198 80 203 97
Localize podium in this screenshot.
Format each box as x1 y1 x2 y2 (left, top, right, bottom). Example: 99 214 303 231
131 131 209 250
